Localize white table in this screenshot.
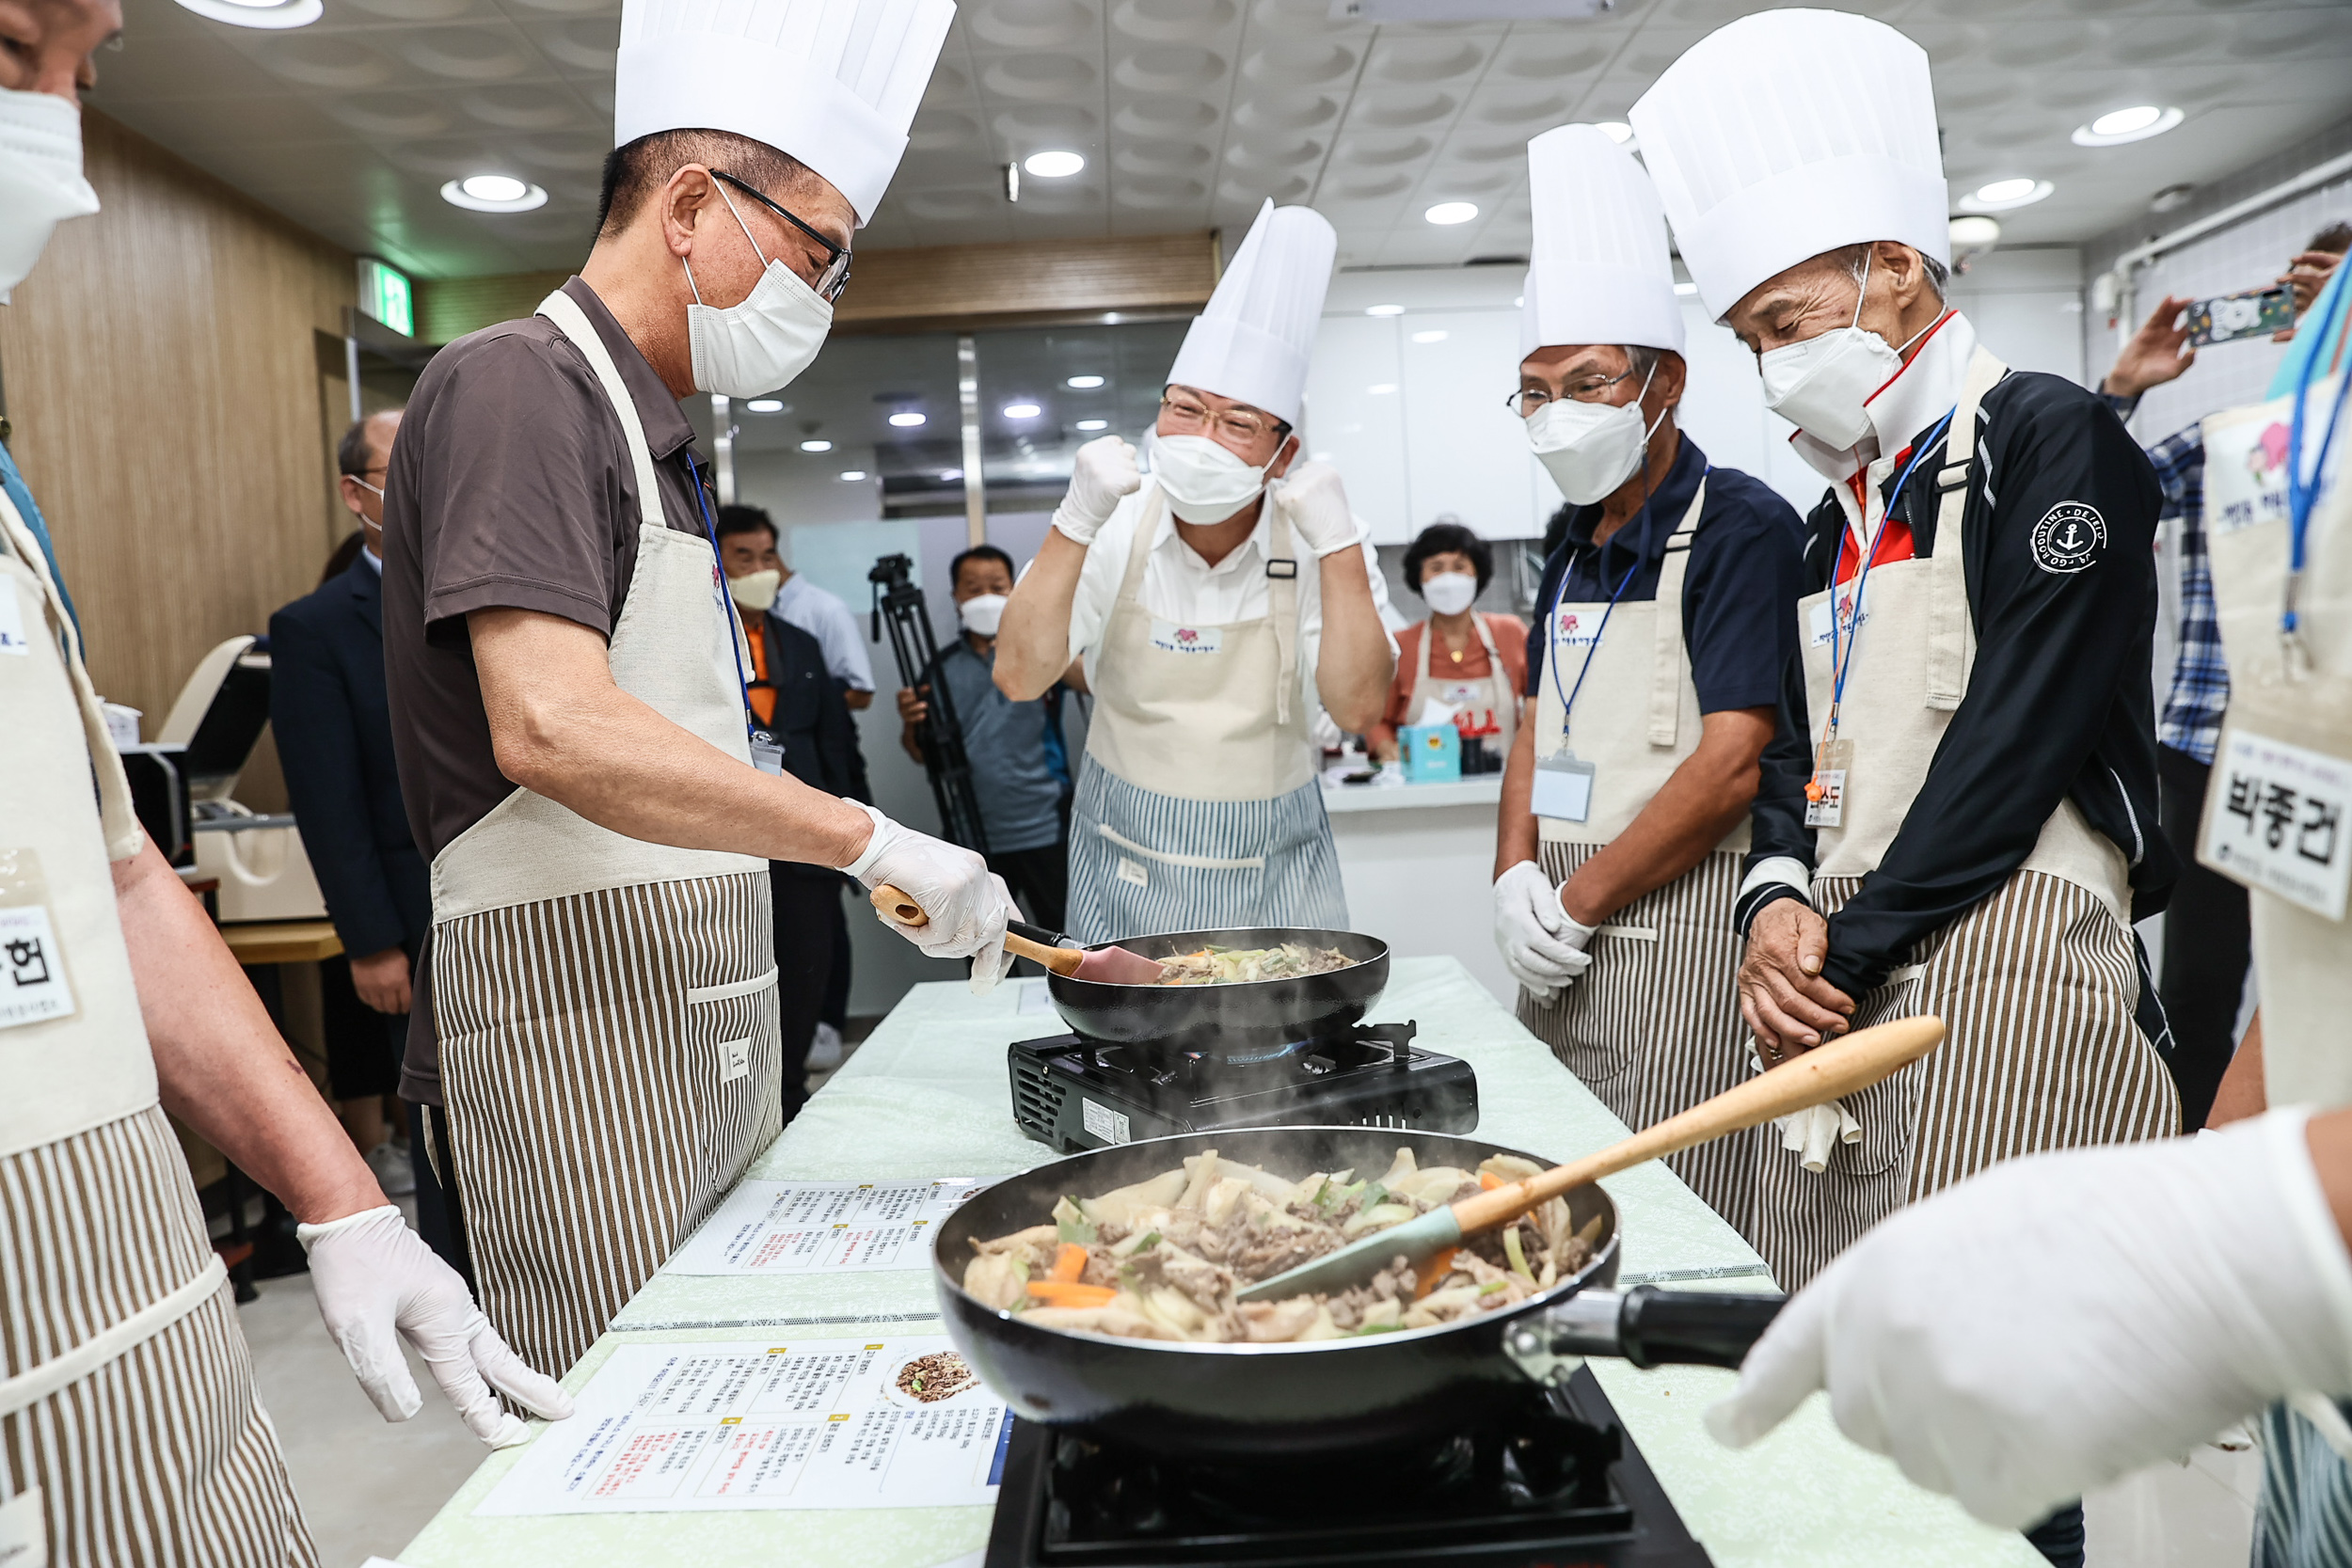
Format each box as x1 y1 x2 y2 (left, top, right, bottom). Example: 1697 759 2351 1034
396 958 2040 1568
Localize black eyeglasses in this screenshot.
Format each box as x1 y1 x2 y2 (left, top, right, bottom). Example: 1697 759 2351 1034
1504 365 1636 415
712 169 853 303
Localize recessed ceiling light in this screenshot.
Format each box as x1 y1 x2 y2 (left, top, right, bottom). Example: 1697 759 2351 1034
745 399 785 413
2073 105 2182 148
940 468 963 482
1365 304 1406 316
1948 214 2002 252
1065 374 1105 389
1410 329 1448 343
1074 418 1109 431
799 438 833 452
1023 150 1086 179
1673 281 1697 295
888 411 927 427
172 0 321 28
1424 201 1478 226
1958 177 2053 214
1003 402 1042 419
440 175 547 213
838 469 867 482
1367 382 1397 394
1597 122 1634 145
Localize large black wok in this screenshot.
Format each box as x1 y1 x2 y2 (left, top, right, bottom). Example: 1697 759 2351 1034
1043 925 1390 1061
934 1127 1780 1460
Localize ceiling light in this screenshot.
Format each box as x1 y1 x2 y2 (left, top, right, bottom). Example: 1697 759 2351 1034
1597 122 1634 145
1410 329 1448 343
1958 177 2053 214
1075 418 1109 431
1673 281 1697 295
440 176 548 213
838 469 867 482
1003 402 1042 419
2073 105 2182 148
2151 182 2197 214
171 0 321 28
1065 374 1105 389
745 399 785 414
799 438 833 452
1365 304 1406 316
939 468 963 482
1367 383 1397 394
1948 214 2002 251
888 411 927 427
1023 150 1086 179
1424 201 1479 226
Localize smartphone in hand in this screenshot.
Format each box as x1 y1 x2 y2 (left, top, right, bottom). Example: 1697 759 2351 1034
2179 285 2295 347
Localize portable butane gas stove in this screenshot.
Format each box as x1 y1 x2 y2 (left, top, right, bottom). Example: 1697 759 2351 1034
982 1364 1709 1567
1008 1022 1479 1153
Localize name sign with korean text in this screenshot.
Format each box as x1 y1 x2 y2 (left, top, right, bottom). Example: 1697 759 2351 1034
2201 724 2352 920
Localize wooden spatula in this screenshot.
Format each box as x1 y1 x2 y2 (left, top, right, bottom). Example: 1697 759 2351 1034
869 884 1168 985
1234 1014 1945 1303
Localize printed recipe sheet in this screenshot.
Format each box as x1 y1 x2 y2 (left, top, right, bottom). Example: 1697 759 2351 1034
476 1338 1011 1515
663 1179 986 1275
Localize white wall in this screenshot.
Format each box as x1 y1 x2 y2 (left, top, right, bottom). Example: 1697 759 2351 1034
1945 246 2087 388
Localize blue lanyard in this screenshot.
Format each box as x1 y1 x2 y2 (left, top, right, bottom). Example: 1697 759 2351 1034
1821 411 1953 739
1545 483 1678 742
2285 277 2352 645
681 451 764 740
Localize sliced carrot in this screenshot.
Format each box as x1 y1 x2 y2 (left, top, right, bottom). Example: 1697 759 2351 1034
1050 1242 1089 1283
1413 1246 1460 1299
1025 1281 1117 1307
1479 1172 1503 1191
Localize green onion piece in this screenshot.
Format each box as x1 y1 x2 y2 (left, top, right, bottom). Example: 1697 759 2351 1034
1479 1279 1510 1296
1136 1231 1161 1252
1502 1225 1535 1283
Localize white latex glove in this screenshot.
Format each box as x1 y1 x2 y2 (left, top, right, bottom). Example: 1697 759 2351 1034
1051 435 1140 545
299 1205 573 1449
1266 459 1363 557
1492 860 1594 1003
1708 1109 2352 1530
840 802 1016 994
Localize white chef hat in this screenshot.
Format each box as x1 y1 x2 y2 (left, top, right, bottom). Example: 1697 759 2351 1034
1164 200 1337 428
1519 123 1685 359
1628 8 1949 321
614 0 956 228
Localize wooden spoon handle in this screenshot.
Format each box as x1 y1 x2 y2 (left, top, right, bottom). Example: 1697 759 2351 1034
869 883 1082 976
1451 1014 1945 1235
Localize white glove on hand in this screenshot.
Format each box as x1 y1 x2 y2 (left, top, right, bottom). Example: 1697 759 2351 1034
1707 1109 2352 1529
1492 861 1594 1003
299 1205 573 1449
840 803 1017 994
1267 460 1363 557
1051 435 1141 545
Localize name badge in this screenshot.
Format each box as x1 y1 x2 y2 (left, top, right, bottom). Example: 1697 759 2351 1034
1553 610 1602 649
1532 751 1596 823
0 582 28 657
1807 591 1869 649
0 904 74 1030
1804 737 1852 830
749 732 786 777
1150 620 1224 655
2201 724 2352 920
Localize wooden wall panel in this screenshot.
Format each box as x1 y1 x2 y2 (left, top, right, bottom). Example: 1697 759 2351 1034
0 110 356 748
417 269 571 345
834 230 1219 332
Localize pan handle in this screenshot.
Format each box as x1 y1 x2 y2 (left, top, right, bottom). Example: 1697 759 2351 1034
1008 919 1073 950
1505 1286 1785 1384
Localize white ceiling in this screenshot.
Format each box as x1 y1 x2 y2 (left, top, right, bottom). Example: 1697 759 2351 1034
93 0 2352 287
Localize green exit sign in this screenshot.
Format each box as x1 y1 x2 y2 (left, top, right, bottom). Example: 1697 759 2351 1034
358 257 414 338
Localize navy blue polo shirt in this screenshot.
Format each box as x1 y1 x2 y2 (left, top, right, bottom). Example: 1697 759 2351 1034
1524 436 1804 716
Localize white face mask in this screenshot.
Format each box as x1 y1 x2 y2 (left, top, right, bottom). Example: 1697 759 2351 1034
685 184 834 399
1757 250 1935 451
1524 359 1661 505
959 593 1008 637
1149 433 1271 524
727 567 781 611
1421 572 1477 616
0 88 100 304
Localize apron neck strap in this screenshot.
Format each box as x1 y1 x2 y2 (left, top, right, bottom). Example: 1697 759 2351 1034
538 289 669 531
1266 503 1298 729
1647 472 1709 749
1928 344 2009 560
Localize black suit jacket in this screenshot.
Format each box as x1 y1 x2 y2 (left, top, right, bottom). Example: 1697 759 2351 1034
753 610 872 879
269 557 431 958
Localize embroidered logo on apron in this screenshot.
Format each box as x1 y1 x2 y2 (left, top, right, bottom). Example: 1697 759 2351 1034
1553 609 1602 647
2030 501 2106 575
1149 620 1224 655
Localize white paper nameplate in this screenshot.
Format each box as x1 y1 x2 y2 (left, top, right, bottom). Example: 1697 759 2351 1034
2201 724 2352 920
1532 752 1595 823
1149 621 1222 655
0 584 28 657
0 905 73 1030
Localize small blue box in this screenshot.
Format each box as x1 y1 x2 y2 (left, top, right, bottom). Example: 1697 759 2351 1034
1400 723 1461 784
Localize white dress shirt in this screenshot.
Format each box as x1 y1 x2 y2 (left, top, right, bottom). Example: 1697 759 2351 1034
772 571 876 692
1062 480 1396 715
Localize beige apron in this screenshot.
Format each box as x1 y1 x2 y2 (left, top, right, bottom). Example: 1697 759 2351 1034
1065 483 1345 942
1406 610 1518 766
429 289 783 1383
1758 345 2176 1288
1514 478 1757 1234
0 484 313 1566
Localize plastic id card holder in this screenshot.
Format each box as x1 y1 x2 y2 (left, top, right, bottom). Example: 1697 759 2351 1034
749 731 787 778
1532 752 1597 824
1804 739 1851 829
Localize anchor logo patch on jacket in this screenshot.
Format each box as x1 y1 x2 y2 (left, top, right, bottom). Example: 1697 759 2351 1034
2030 501 2106 575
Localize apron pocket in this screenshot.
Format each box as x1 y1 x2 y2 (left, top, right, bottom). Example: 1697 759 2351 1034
1832 964 1927 1178
685 968 778 1088
1089 823 1267 935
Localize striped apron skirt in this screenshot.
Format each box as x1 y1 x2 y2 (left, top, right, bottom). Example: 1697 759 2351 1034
2257 1402 2352 1568
1755 869 2178 1289
1064 763 1347 943
3 1108 317 1567
1518 845 1756 1238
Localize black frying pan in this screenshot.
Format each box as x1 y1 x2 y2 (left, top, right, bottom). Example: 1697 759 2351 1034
1041 925 1391 1061
933 1127 1780 1460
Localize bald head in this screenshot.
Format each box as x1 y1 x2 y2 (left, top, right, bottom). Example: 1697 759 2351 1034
338 408 402 546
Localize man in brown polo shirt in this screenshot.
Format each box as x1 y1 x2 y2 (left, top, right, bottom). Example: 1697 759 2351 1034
378 0 994 1381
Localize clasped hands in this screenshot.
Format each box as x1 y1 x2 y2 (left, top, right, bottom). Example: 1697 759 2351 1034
1737 899 1854 1065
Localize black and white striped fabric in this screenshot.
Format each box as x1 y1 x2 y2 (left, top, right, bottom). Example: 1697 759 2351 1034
1755 869 2178 1289
1518 845 1756 1238
1064 763 1347 943
1 1106 316 1567
2256 1401 2352 1568
434 871 781 1382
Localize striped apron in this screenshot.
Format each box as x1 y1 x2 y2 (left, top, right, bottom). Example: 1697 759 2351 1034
2201 372 2352 1567
1514 479 1758 1235
1757 346 2177 1288
0 482 313 1564
1066 483 1345 942
427 290 782 1384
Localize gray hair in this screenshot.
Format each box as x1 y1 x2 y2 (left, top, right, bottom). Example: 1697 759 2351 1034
1832 242 1947 303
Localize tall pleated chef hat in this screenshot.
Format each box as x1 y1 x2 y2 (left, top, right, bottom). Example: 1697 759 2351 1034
1164 200 1338 428
614 0 956 228
1519 124 1686 359
1628 8 1949 322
